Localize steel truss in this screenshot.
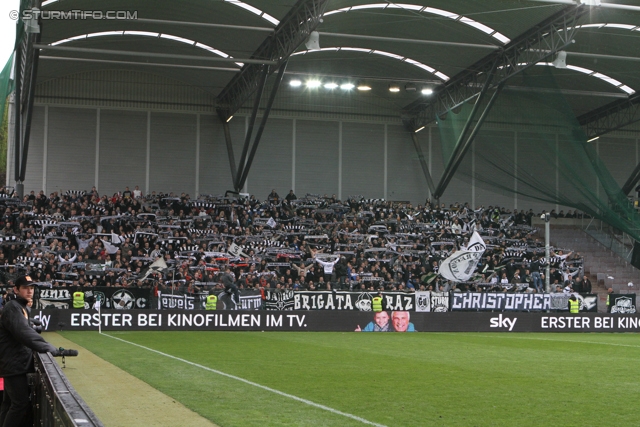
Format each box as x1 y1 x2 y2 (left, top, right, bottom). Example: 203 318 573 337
579 94 640 141
401 4 589 131
14 0 42 196
577 95 640 196
215 0 328 120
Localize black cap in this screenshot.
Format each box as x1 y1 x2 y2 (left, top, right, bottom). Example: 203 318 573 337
15 275 35 287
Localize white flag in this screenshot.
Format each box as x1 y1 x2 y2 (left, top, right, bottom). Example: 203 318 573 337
267 217 277 228
141 257 168 281
111 232 123 245
439 232 486 282
100 239 119 254
467 231 486 252
228 243 249 258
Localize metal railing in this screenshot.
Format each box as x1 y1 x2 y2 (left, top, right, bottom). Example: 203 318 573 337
31 352 104 427
583 218 636 263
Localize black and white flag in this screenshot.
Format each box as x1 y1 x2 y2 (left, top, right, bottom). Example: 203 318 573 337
439 231 486 282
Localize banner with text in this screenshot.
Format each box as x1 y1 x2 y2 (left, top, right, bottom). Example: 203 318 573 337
415 291 449 312
264 291 415 311
451 293 550 311
32 310 640 333
157 289 262 311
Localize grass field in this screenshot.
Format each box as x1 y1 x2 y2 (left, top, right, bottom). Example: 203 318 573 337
58 331 640 427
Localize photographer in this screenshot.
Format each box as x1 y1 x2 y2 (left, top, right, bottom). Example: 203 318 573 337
0 276 60 426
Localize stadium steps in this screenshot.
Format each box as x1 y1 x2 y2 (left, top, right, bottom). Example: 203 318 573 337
547 226 640 311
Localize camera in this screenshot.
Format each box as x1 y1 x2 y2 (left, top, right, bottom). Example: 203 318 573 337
30 318 42 334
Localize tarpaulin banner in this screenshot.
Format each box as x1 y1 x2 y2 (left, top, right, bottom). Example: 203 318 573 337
608 293 636 314
451 292 550 311
414 291 449 312
293 291 416 311
262 291 415 311
549 293 598 312
157 289 262 310
37 286 151 310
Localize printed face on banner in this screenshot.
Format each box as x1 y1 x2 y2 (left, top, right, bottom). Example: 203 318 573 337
392 311 414 332
374 311 390 329
355 293 373 311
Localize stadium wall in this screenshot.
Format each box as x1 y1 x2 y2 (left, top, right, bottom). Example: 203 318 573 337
8 101 638 209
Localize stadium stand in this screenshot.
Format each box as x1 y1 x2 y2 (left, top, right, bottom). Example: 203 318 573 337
0 187 592 297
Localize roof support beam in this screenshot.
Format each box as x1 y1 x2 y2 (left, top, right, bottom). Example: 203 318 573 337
132 18 274 32
317 32 499 50
622 163 640 197
410 131 436 197
217 113 238 189
529 0 640 13
435 83 505 200
40 56 240 72
33 45 271 65
235 65 269 191
432 53 501 200
578 94 640 139
401 5 589 131
237 61 289 192
504 86 627 99
13 0 43 197
13 43 22 186
20 32 41 184
215 0 329 120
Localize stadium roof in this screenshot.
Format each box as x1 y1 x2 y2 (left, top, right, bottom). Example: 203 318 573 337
23 0 640 133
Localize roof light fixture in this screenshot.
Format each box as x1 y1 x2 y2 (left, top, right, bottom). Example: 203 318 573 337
552 51 567 69
305 31 321 51
324 82 339 89
357 83 372 91
340 82 355 90
389 84 400 92
290 79 302 87
306 79 322 88
421 88 434 95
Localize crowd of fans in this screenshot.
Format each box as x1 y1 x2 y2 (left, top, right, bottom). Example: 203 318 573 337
0 186 586 295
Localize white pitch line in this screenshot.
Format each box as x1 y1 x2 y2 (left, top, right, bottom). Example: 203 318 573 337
474 334 640 349
103 333 388 427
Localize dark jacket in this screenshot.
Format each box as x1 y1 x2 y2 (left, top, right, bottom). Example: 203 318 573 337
0 297 57 377
221 273 236 288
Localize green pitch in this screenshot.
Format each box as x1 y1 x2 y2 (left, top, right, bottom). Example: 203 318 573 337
59 331 640 426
